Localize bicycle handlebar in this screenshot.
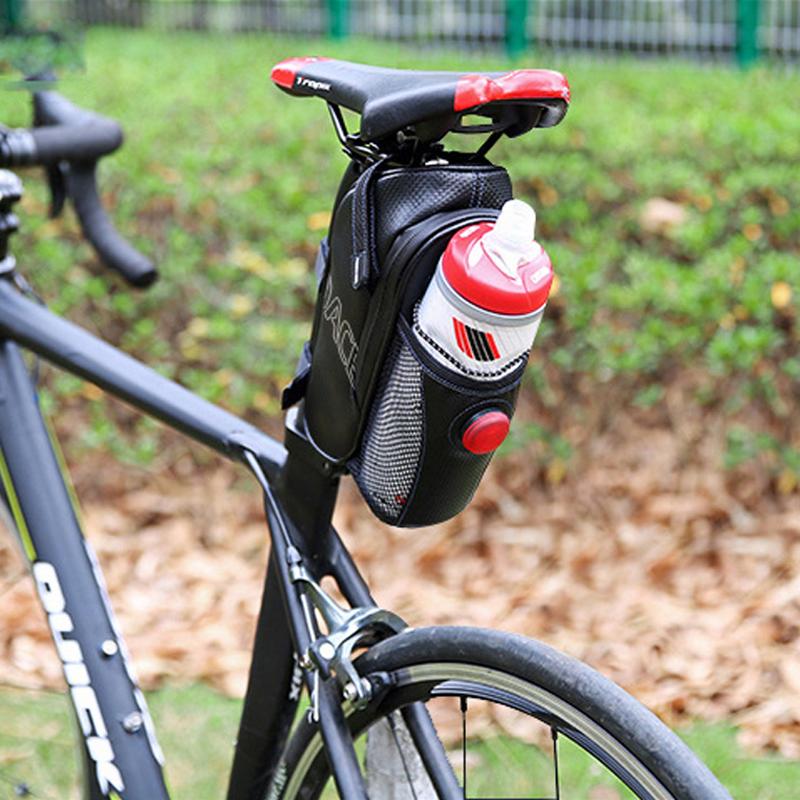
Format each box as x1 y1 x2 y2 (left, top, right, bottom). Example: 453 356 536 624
0 90 158 288
66 162 158 288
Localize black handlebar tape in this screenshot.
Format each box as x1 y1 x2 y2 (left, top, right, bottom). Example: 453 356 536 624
30 91 124 164
0 90 158 286
29 123 122 164
34 90 88 126
31 91 157 287
66 163 158 288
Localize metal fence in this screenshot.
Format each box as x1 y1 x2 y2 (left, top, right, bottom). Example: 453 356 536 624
19 0 800 66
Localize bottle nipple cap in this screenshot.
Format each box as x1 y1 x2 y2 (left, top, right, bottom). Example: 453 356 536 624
481 200 541 279
488 199 537 249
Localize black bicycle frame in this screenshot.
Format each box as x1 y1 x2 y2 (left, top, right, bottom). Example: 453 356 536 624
0 278 457 800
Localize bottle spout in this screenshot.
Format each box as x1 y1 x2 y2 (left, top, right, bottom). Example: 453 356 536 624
493 199 536 246
482 199 540 278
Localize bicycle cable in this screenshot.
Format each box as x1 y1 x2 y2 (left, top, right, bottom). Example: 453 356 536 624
241 448 294 554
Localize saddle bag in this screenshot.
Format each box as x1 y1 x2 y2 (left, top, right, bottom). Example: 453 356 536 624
286 157 525 526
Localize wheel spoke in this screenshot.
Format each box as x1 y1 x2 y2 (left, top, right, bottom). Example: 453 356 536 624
460 696 468 799
551 727 561 800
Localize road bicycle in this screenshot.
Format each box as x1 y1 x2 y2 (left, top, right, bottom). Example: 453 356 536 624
0 59 733 799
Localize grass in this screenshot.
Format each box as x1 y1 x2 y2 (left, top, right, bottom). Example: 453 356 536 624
0 683 241 799
0 31 797 477
1 682 799 799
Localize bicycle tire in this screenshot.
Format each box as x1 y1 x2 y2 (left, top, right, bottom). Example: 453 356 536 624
269 626 732 800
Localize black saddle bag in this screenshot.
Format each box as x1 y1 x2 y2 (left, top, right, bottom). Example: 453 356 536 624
285 158 518 526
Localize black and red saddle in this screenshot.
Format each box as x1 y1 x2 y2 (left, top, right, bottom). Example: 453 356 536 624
271 57 570 144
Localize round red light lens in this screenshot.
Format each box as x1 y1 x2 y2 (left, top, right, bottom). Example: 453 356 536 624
461 411 510 454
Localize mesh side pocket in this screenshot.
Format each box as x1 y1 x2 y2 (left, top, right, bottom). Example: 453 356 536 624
350 320 524 527
349 336 424 525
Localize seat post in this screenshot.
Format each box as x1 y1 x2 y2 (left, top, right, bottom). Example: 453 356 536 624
275 405 342 559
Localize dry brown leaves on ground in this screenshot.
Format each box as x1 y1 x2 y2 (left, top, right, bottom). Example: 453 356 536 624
1 415 798 757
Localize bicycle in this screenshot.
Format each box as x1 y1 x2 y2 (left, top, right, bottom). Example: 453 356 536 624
0 59 733 800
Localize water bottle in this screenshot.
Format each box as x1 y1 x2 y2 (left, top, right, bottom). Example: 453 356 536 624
414 199 553 379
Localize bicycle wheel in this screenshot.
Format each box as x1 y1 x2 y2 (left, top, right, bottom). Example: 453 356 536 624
271 626 732 800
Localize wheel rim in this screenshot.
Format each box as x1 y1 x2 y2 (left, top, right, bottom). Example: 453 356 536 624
281 662 676 800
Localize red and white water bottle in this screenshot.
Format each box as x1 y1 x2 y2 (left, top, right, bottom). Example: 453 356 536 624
415 199 553 379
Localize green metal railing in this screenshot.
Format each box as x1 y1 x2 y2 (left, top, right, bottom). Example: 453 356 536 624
2 0 24 30
328 0 347 40
341 0 770 66
737 0 761 66
18 0 792 68
506 0 528 59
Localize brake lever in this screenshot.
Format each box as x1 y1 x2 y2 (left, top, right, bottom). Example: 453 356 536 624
45 162 66 218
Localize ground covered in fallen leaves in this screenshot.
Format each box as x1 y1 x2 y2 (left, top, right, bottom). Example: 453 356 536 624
1 403 798 758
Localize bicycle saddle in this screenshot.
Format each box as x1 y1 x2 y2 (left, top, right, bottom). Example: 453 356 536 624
271 57 570 144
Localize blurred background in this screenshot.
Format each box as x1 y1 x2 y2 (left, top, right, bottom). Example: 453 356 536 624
0 1 798 797
8 0 800 65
